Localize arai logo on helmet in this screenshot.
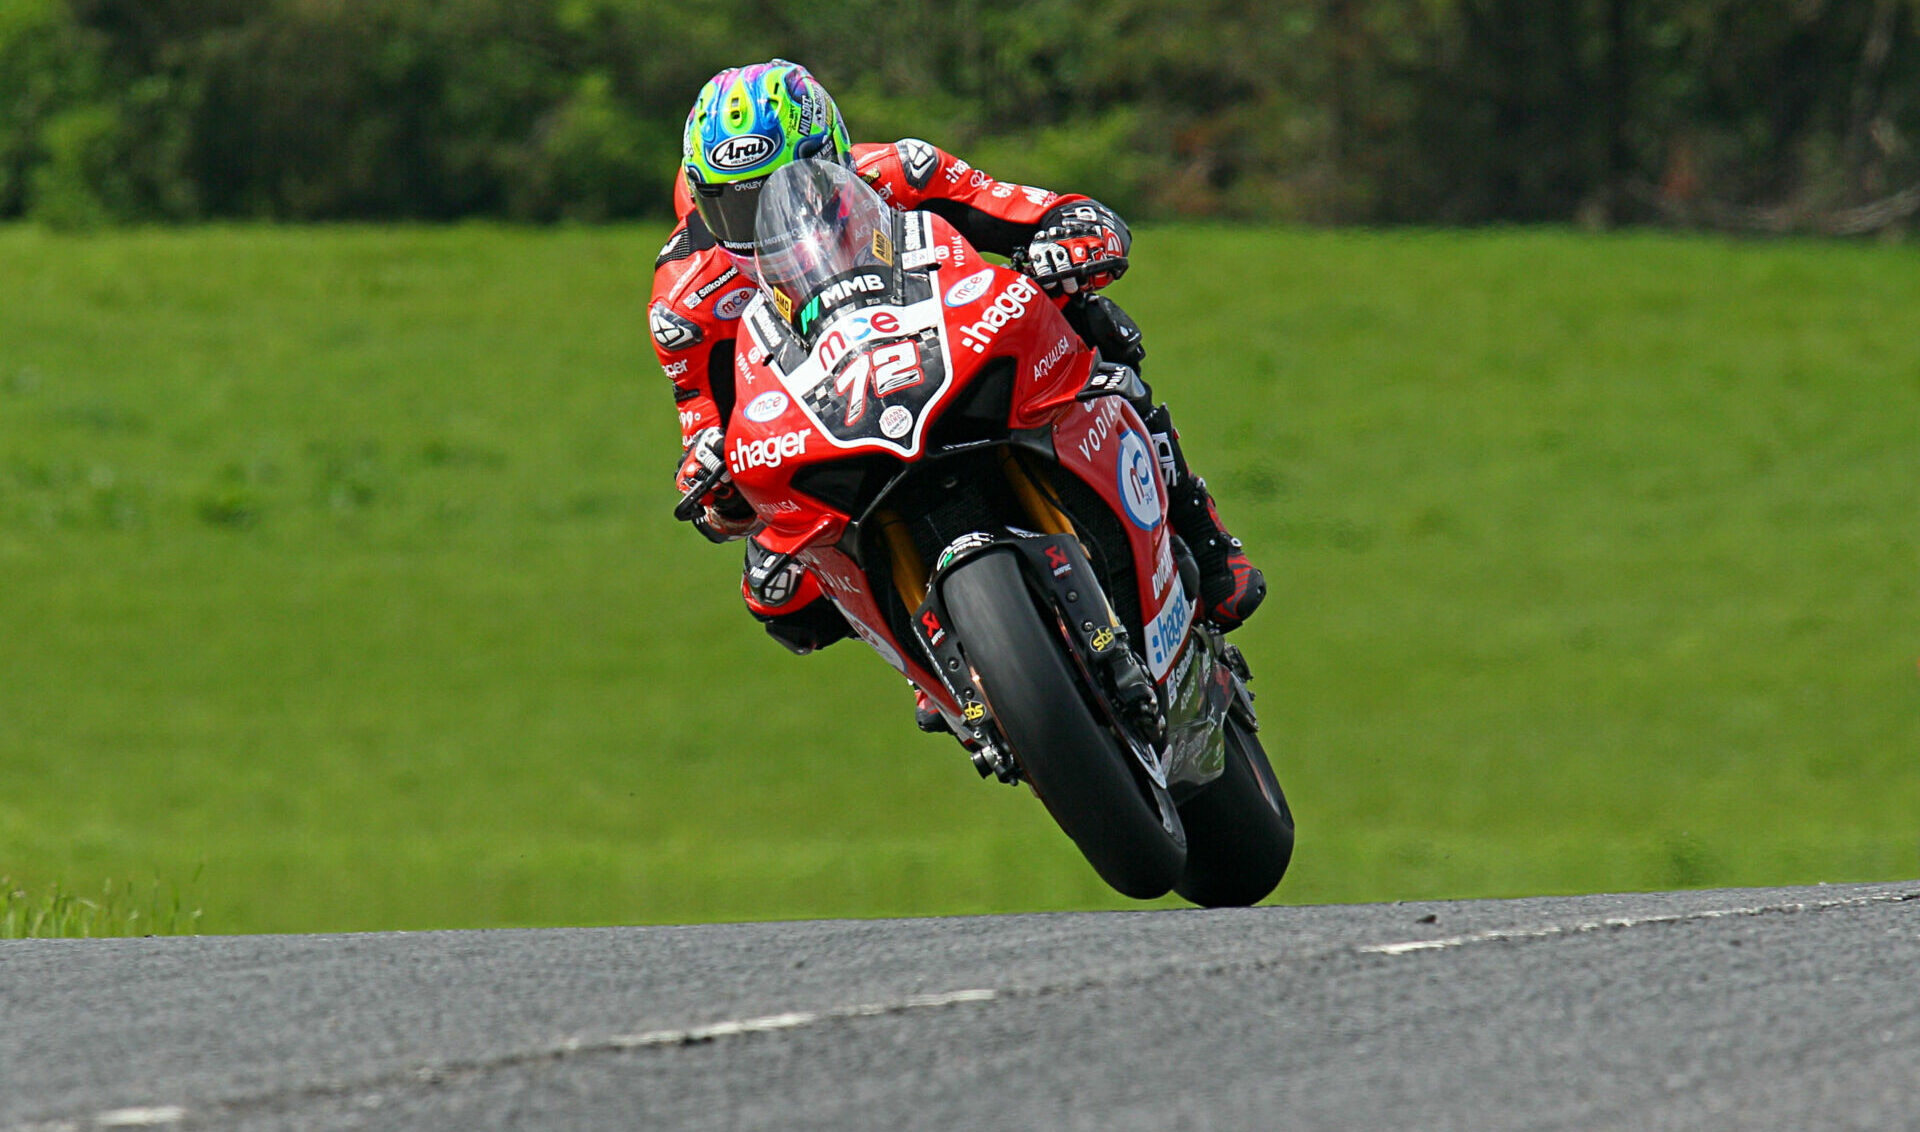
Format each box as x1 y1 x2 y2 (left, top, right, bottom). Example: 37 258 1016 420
743 390 790 423
709 134 777 172
943 269 995 307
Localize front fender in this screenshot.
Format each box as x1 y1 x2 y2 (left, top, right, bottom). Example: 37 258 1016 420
920 533 1125 675
912 533 1150 778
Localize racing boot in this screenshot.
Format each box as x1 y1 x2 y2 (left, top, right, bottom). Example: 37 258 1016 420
1144 404 1266 631
914 687 951 735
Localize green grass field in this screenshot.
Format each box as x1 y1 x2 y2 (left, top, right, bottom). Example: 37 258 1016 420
2 222 1915 934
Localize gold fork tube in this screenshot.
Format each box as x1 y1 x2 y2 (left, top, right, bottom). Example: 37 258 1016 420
877 510 929 611
1001 449 1076 537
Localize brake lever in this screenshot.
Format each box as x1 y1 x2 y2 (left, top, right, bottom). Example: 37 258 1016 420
673 458 726 522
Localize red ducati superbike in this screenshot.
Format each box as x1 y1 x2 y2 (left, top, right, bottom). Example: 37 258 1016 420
677 159 1293 905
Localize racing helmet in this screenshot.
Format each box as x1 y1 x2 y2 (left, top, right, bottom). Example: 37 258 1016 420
682 60 852 256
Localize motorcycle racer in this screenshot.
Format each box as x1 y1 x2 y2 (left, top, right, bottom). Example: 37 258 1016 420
654 59 1265 662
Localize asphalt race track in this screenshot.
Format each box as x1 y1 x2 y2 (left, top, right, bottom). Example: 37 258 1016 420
5 881 1916 1131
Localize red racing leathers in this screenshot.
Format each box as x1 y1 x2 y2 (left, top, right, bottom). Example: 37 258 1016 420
650 138 1107 641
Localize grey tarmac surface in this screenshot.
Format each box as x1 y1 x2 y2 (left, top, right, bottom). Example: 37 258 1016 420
4 881 1917 1131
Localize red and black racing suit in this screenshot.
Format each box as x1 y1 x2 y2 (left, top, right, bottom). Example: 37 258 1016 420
649 139 1115 651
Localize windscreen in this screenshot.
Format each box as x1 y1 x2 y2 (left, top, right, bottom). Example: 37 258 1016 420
749 159 896 330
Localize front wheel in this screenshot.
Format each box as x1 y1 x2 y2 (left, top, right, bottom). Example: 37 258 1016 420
1173 717 1294 907
941 550 1186 899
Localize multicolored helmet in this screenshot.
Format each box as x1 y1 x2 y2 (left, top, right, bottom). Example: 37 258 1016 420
682 60 852 255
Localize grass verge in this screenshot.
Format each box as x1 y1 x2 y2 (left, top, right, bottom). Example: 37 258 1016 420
2 871 204 939
1 222 1914 930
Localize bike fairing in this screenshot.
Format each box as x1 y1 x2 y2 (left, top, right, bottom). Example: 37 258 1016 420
738 221 956 459
661 117 1263 635
721 161 1194 716
1048 399 1191 681
651 135 1087 481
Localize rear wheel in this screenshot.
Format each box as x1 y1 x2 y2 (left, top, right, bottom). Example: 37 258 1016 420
942 551 1186 899
1173 717 1294 907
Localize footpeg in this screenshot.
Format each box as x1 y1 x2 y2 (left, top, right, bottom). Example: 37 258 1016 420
1222 642 1253 684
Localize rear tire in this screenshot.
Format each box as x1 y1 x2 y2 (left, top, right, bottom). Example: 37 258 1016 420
1173 718 1294 907
942 551 1186 899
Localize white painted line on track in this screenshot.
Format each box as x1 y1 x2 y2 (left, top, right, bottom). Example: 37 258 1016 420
4 995 1009 1132
510 892 1920 1067
7 1107 187 1132
10 887 1911 1132
1357 889 1915 958
598 988 1001 1050
94 1108 186 1127
557 893 1914 1057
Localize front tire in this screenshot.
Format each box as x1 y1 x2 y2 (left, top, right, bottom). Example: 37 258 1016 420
1173 717 1294 907
942 551 1186 899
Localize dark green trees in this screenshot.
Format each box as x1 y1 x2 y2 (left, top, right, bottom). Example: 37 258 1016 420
2 0 1914 229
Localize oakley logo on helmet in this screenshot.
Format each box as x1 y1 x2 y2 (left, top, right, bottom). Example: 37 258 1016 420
709 134 777 172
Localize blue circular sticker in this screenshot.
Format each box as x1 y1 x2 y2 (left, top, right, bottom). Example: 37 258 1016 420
1117 429 1162 530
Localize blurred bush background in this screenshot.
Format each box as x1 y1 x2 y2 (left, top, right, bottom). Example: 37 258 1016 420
4 0 1918 232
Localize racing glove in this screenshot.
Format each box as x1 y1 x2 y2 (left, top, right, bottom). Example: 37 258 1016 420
675 426 756 543
1014 201 1131 296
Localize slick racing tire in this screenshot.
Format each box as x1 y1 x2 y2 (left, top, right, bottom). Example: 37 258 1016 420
942 550 1187 899
1173 716 1294 908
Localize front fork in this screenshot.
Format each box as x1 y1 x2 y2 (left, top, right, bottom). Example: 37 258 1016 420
911 533 1167 786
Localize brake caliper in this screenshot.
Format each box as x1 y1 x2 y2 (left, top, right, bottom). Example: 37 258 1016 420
1088 621 1168 747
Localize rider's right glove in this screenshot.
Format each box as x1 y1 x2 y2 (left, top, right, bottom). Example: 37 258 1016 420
1014 201 1131 297
675 426 757 543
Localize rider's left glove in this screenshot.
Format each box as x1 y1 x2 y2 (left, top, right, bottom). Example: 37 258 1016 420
675 427 757 543
1016 202 1130 296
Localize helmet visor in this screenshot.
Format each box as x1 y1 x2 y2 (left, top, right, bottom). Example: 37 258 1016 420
691 177 766 255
